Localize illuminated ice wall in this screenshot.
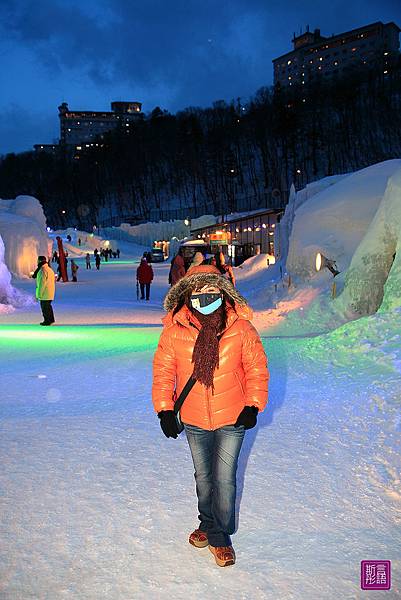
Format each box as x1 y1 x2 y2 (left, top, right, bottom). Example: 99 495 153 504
0 195 51 277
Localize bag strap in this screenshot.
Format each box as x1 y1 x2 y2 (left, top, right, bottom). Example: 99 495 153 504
173 375 197 415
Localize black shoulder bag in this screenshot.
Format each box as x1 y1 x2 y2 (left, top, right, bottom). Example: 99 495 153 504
173 375 197 434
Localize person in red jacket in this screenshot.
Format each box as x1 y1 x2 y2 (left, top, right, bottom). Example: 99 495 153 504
152 264 269 567
136 258 154 300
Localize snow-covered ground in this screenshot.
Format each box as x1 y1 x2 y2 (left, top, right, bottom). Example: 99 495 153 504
1 238 400 599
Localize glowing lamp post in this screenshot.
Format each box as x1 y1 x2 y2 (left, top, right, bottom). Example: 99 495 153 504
315 252 340 277
316 252 340 298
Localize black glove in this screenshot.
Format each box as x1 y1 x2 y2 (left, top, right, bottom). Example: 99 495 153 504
158 410 179 439
234 406 259 430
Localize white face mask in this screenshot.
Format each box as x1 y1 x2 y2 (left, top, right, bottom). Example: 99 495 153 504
190 292 223 315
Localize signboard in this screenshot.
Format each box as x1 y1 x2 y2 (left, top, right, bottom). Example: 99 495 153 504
210 231 229 245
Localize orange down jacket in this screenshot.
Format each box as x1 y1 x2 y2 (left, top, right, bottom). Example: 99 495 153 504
152 302 269 430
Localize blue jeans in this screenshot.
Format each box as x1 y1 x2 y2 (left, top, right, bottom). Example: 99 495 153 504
184 423 245 547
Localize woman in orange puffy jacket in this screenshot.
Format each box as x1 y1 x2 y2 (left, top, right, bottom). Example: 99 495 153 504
152 264 269 567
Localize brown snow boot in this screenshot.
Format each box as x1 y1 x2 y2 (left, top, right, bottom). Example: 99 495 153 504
208 545 236 567
189 529 209 548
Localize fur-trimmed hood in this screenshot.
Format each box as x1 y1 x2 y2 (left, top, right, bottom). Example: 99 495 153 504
163 268 248 312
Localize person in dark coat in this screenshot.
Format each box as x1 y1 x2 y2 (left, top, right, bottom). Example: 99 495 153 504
136 258 154 300
95 254 101 270
70 259 79 282
169 247 186 286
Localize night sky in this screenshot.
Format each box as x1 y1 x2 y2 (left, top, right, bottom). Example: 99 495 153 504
0 0 400 155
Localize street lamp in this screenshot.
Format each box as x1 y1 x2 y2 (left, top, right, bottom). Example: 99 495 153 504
316 252 340 277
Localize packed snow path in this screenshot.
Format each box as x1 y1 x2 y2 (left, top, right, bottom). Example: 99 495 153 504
1 258 400 599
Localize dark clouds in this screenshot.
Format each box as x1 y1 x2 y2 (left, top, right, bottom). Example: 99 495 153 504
0 0 400 154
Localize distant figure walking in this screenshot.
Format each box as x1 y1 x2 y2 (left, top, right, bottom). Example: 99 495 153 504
78 238 81 247
95 254 101 270
136 257 154 301
116 248 120 258
71 259 79 282
86 253 91 269
32 256 56 326
169 247 186 286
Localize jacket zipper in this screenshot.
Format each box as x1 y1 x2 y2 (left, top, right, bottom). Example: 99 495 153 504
207 385 212 429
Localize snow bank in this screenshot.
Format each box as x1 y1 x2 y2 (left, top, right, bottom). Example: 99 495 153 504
337 164 401 316
101 214 218 251
286 160 401 280
247 160 401 336
278 174 350 266
0 195 51 277
51 229 146 260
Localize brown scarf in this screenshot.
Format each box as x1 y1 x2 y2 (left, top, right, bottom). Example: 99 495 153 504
191 305 225 390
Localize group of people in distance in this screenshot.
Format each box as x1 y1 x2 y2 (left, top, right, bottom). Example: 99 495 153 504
169 248 235 287
51 250 79 282
136 248 236 304
34 244 123 325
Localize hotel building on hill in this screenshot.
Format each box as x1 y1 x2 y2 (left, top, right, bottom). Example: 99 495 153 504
58 100 142 147
273 21 400 89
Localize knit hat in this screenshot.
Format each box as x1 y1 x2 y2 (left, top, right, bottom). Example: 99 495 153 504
164 264 247 312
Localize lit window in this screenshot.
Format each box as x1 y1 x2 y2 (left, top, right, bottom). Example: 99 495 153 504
384 70 388 74
334 61 338 66
352 47 357 52
288 76 292 80
319 57 323 61
302 81 305 84
384 51 389 56
287 60 292 65
309 60 313 64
